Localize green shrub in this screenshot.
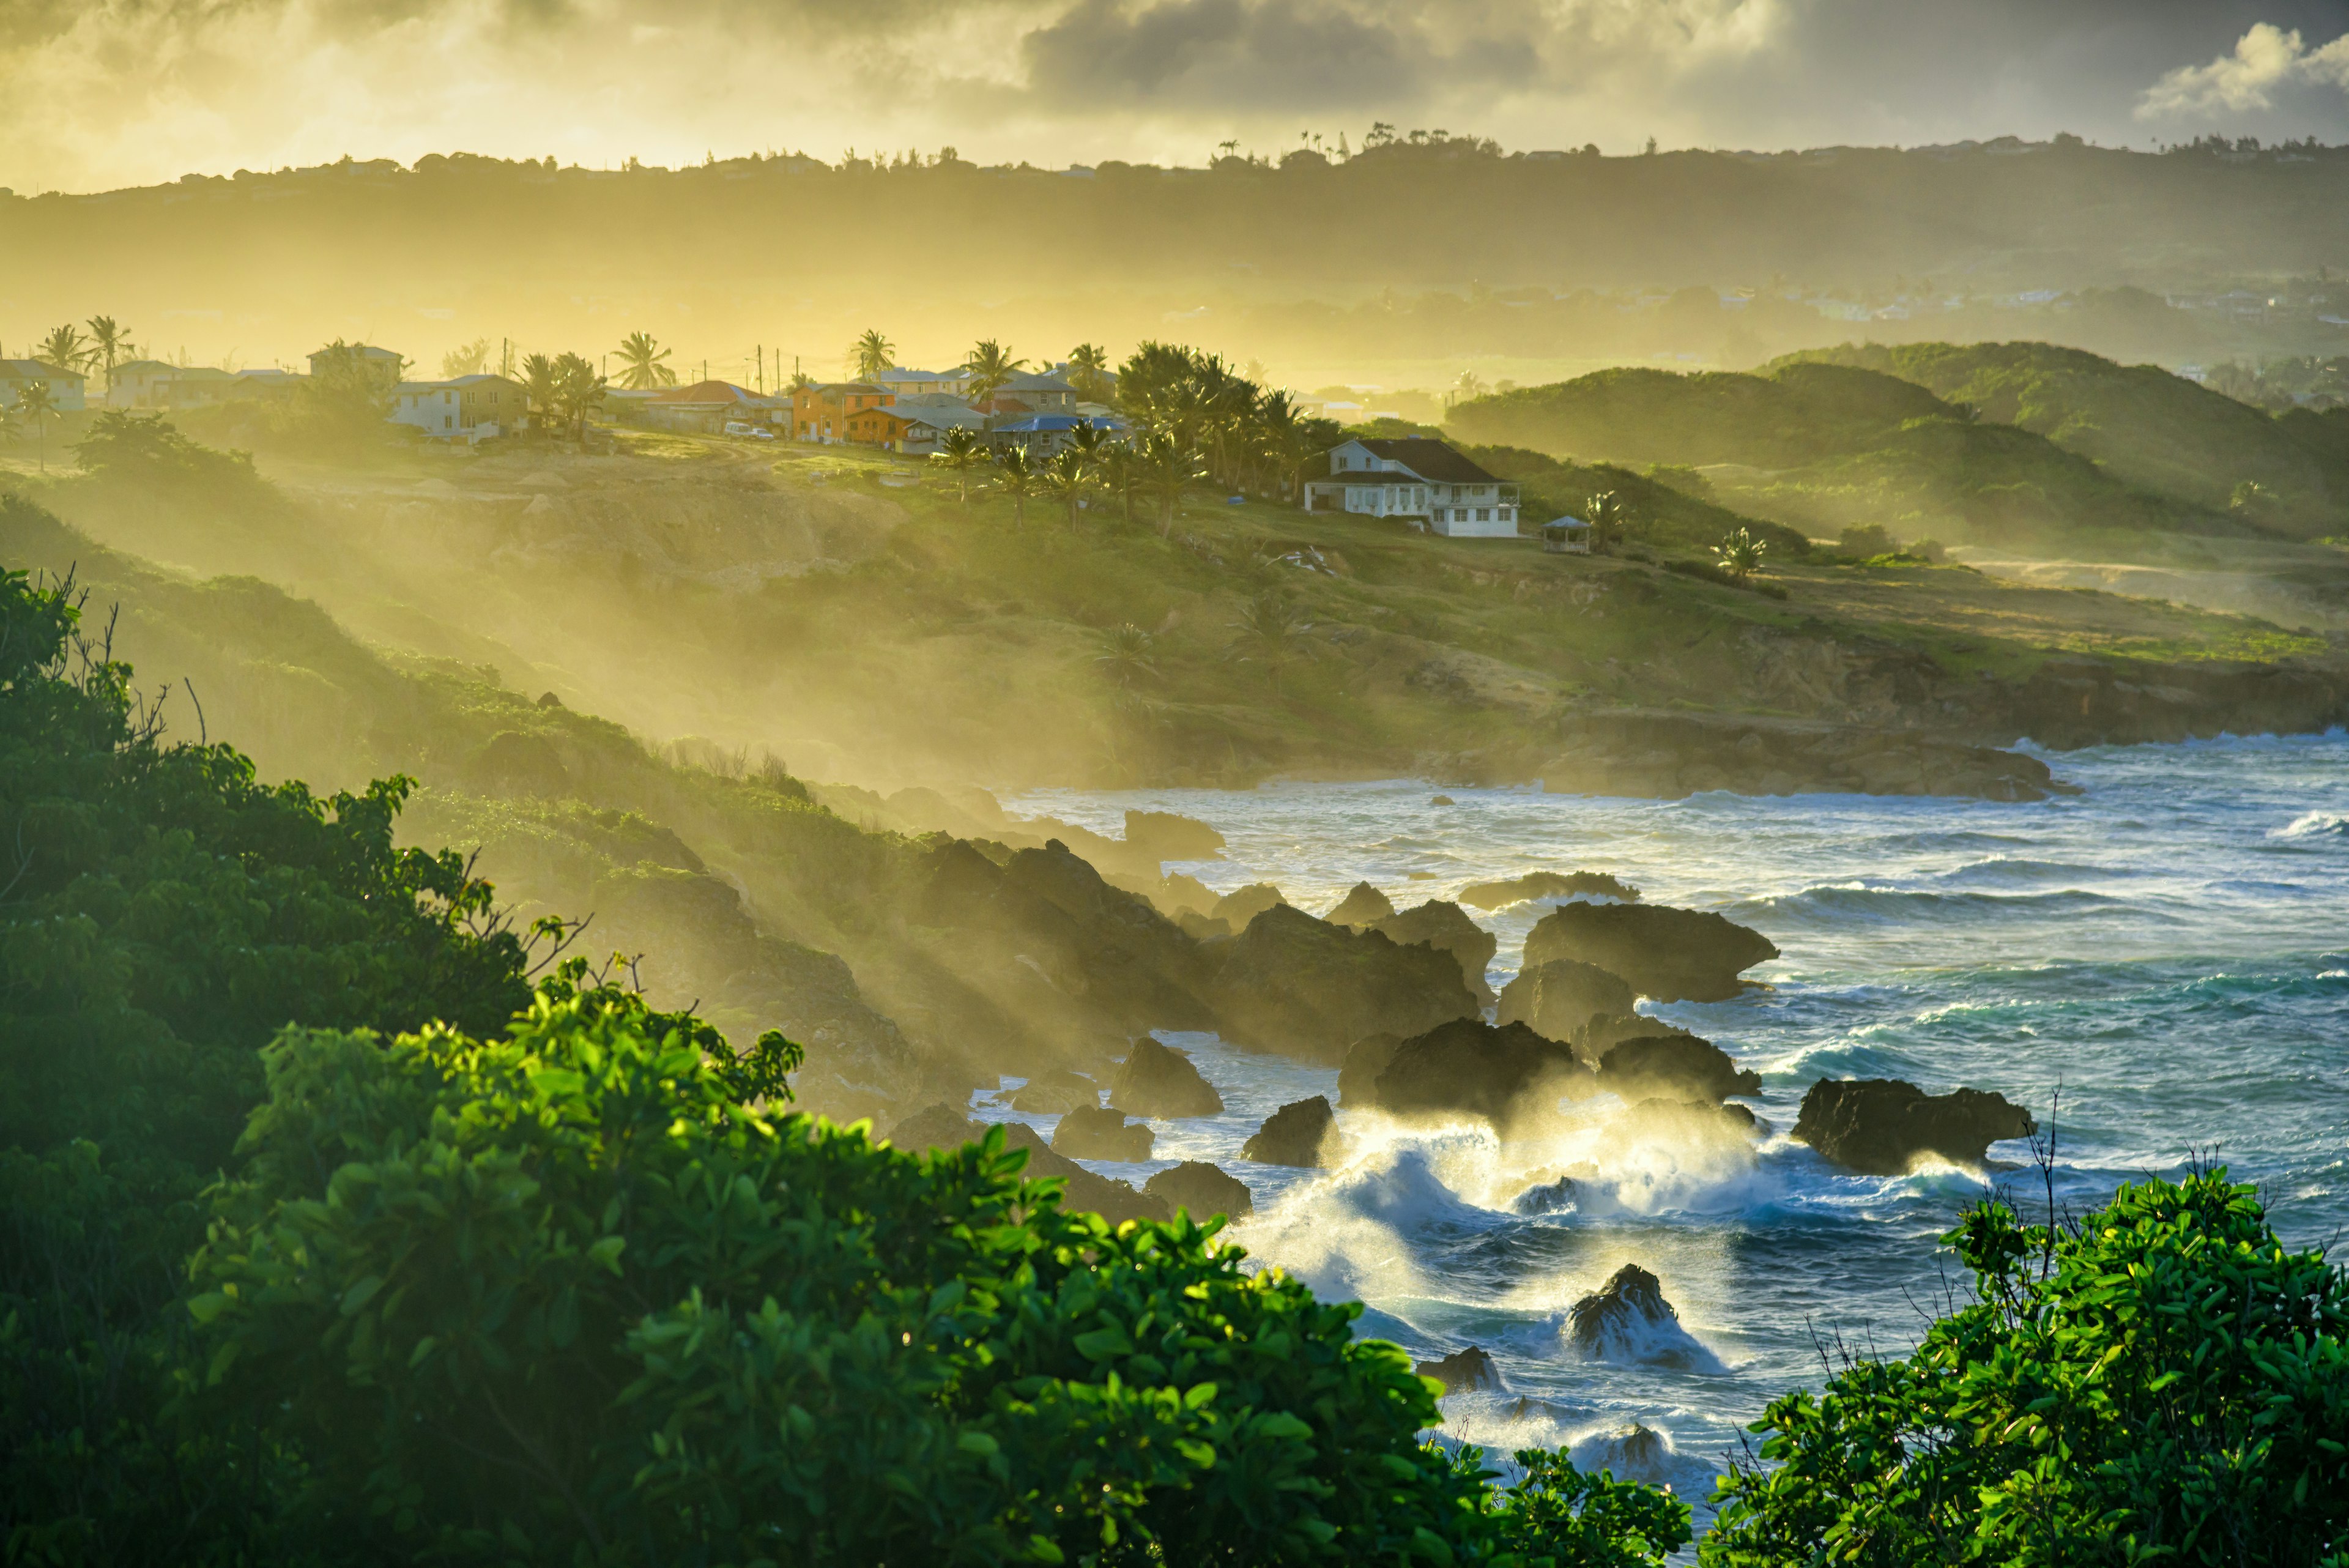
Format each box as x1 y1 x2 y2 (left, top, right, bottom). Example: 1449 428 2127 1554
191 983 1687 1565
1706 1169 2349 1565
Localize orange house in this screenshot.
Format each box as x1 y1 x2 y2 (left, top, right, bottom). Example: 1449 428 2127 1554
844 405 916 448
790 381 888 441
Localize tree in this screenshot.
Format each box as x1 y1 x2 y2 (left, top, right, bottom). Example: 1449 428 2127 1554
614 330 677 390
1228 589 1308 694
1095 622 1159 697
1039 445 1095 533
552 352 606 444
963 338 1029 405
1713 525 1767 582
85 315 132 388
1097 440 1140 525
521 353 562 433
439 337 491 380
1068 341 1115 403
851 329 894 381
35 323 91 377
13 381 58 471
1136 431 1205 535
928 425 989 508
991 444 1040 533
294 341 407 458
1584 490 1627 554
1709 1167 2349 1564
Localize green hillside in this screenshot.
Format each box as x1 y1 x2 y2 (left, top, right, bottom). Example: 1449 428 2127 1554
1778 341 2349 535
1444 357 2249 552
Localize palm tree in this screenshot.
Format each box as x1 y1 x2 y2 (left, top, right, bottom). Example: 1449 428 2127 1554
992 445 1040 533
929 426 989 507
1713 526 1767 582
613 331 676 390
1585 490 1627 554
554 352 606 444
0 399 20 454
1097 441 1140 525
1096 622 1158 699
14 382 59 471
850 330 894 382
35 324 91 377
1228 590 1308 695
963 339 1029 406
1068 342 1113 403
520 354 562 433
1137 431 1205 536
85 316 131 390
1040 447 1094 533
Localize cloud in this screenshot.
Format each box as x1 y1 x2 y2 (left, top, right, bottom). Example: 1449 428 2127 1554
2137 21 2349 117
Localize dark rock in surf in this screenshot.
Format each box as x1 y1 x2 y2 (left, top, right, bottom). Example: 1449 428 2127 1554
1326 880 1398 928
1567 1265 1712 1369
1210 882 1285 931
1459 870 1642 910
1623 1098 1767 1140
1337 1033 1403 1106
1144 1160 1255 1221
1375 900 1499 1005
884 1102 986 1151
1107 1038 1225 1118
1242 1096 1339 1167
1497 959 1636 1046
1123 809 1226 864
1052 1104 1156 1162
1371 1019 1590 1132
1000 1123 1170 1224
1009 1068 1100 1114
1793 1078 2036 1174
1510 1175 1578 1214
1572 1011 1682 1065
1414 1345 1504 1395
1523 902 1778 1003
1205 904 1477 1063
1597 1032 1762 1104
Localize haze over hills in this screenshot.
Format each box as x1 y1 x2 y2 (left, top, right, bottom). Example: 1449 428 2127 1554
6 137 2349 389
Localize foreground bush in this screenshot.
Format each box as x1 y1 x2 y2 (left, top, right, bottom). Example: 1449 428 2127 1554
1707 1170 2349 1565
191 983 1689 1564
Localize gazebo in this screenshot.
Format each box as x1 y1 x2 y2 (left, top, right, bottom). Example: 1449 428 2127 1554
1542 516 1593 554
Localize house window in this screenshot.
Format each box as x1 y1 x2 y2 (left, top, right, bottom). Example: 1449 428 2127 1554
1477 508 1490 522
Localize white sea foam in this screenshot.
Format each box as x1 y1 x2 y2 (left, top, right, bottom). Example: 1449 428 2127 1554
2274 811 2349 840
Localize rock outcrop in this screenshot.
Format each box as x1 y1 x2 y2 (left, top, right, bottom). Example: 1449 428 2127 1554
1337 1033 1403 1106
1370 1019 1590 1132
1107 1038 1225 1118
1596 1031 1762 1104
1537 708 2071 802
1326 881 1398 927
1242 1096 1339 1167
1459 871 1641 910
884 1102 987 1152
1793 1079 2036 1173
1000 1123 1169 1224
1205 904 1478 1063
1374 900 1499 1005
1008 1068 1100 1113
1211 883 1285 931
1414 1345 1504 1394
1523 902 1779 1003
1053 1104 1156 1162
1566 1265 1715 1369
1144 1160 1255 1221
1497 959 1636 1045
1122 808 1226 864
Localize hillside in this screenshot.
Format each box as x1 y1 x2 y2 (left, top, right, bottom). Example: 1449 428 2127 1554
1443 359 2240 553
1779 341 2349 535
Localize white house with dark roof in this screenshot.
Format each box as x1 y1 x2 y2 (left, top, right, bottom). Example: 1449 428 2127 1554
391 373 525 440
1303 438 1520 537
0 360 87 411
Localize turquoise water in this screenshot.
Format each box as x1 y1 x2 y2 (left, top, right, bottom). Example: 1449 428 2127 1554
997 734 2349 1506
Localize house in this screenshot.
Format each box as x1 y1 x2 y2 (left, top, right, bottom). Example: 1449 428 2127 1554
390 373 525 441
849 401 989 455
999 370 1078 411
869 366 971 399
106 360 247 410
0 360 87 411
993 413 1127 456
645 380 787 435
790 382 889 442
309 343 403 378
1302 439 1520 536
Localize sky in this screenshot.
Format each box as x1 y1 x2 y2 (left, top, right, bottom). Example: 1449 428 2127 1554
4 0 2349 193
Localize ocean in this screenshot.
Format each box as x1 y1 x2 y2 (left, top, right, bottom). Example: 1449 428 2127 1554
997 732 2349 1511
